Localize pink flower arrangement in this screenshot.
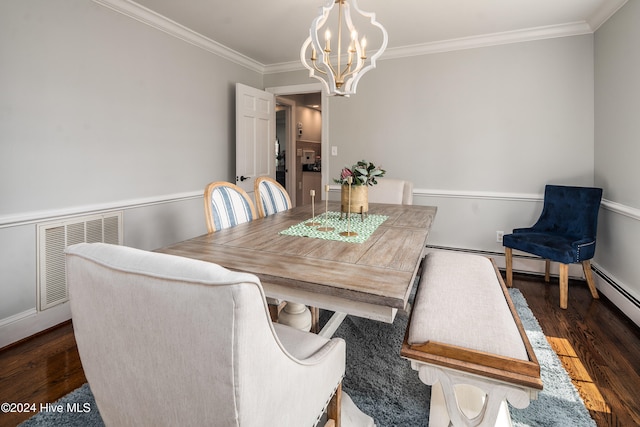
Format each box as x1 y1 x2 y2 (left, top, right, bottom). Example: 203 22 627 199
334 160 386 186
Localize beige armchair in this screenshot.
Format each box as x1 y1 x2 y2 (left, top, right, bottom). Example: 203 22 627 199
368 179 413 205
65 243 345 427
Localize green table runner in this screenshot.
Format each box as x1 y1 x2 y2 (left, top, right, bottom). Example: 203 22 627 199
279 211 388 243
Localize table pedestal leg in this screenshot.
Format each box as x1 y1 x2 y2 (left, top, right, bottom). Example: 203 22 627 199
277 302 312 332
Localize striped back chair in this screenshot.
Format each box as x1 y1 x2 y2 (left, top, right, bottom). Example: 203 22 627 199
254 176 292 218
204 182 257 233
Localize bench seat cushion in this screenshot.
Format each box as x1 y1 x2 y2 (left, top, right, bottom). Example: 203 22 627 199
409 251 528 361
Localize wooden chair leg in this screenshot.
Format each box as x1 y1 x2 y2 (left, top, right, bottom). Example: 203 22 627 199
582 260 600 300
268 304 279 322
326 382 342 427
505 247 513 288
559 263 569 309
268 301 286 322
545 259 551 283
310 306 320 333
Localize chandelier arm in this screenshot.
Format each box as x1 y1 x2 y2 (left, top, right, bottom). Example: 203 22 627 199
311 61 328 75
339 57 357 80
322 52 338 78
339 61 364 81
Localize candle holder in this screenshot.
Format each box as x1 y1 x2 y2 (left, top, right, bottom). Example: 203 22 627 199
305 189 321 226
339 178 358 237
317 184 335 232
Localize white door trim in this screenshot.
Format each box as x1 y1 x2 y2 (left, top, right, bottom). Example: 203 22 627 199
266 84 330 200
275 96 297 206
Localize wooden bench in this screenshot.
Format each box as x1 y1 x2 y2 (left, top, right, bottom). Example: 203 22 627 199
401 251 543 427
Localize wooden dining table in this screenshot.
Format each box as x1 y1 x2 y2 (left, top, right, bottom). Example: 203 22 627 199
157 202 436 336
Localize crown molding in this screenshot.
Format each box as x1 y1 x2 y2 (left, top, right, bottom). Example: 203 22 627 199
91 0 265 74
382 21 593 60
94 0 622 76
265 21 594 74
588 0 628 31
264 60 308 75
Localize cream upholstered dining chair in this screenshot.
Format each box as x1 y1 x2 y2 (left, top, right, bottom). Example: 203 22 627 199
65 242 346 427
254 176 292 218
368 179 413 205
204 181 257 233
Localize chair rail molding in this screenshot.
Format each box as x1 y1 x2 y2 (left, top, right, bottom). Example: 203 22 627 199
601 199 640 221
414 189 640 220
0 190 202 229
413 188 542 202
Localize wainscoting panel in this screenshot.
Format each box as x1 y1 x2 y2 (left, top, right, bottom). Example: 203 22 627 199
0 192 205 349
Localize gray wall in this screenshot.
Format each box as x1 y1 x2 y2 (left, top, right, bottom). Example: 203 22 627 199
1 0 261 214
2 0 638 345
0 0 263 345
594 0 640 315
267 35 595 253
267 30 640 323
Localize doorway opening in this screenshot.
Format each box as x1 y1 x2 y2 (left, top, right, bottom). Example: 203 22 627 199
275 92 322 207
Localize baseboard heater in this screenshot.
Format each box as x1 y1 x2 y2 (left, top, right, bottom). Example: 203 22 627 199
37 212 123 311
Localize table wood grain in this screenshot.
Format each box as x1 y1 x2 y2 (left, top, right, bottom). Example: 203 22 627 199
157 202 436 322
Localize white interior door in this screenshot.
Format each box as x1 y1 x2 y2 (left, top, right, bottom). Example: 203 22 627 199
236 83 276 198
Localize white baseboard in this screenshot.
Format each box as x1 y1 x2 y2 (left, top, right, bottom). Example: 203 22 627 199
0 303 71 350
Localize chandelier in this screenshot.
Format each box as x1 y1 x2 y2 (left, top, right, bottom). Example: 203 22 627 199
300 0 388 97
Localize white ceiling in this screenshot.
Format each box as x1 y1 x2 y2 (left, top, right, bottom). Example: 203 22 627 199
122 0 626 67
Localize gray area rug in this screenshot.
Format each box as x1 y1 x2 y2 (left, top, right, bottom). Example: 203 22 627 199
20 289 594 426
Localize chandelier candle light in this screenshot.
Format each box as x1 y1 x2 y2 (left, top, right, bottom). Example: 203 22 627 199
301 0 388 96
306 189 321 226
318 184 335 232
339 176 358 237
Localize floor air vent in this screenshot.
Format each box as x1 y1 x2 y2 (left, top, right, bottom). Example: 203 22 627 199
37 212 123 311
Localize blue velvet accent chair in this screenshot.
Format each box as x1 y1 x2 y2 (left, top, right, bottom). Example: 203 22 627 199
204 181 257 233
503 185 603 309
254 176 292 218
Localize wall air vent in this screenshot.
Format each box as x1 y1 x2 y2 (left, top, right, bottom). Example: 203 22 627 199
37 212 123 310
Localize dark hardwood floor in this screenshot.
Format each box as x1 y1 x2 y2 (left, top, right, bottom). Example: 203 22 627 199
1 273 639 427
514 274 640 427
